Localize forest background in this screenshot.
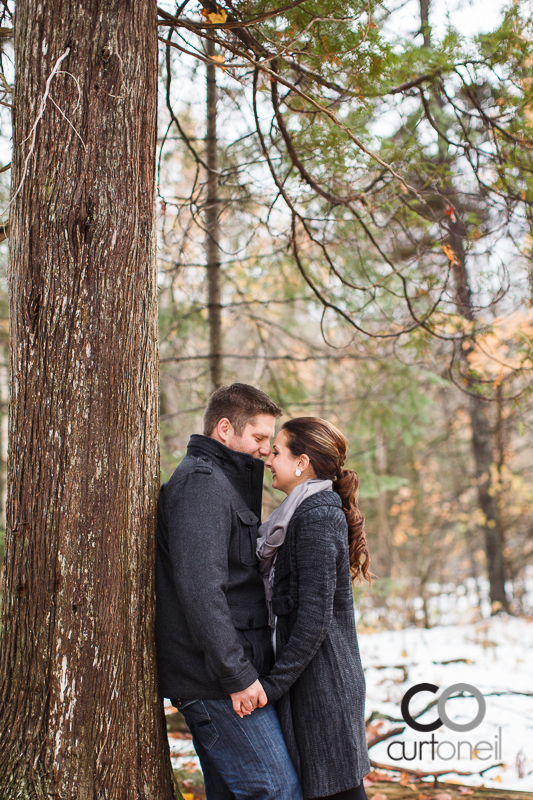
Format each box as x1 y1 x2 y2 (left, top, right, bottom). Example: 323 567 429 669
0 0 532 626
147 0 533 625
0 0 532 796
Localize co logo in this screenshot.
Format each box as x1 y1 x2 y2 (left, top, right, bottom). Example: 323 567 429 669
401 683 486 733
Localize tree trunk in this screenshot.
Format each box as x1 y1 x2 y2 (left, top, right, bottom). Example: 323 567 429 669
0 2 178 797
468 395 508 611
447 216 509 613
419 0 431 47
419 0 509 614
374 427 393 577
205 38 223 392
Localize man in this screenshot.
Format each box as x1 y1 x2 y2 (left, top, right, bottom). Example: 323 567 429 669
155 383 303 799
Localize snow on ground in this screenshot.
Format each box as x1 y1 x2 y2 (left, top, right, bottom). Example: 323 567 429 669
167 576 533 794
167 734 198 773
359 615 533 792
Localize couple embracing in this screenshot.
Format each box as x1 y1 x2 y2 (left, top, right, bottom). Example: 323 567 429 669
155 383 372 800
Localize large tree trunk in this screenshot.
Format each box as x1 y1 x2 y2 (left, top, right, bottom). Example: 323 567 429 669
0 2 178 797
205 39 223 392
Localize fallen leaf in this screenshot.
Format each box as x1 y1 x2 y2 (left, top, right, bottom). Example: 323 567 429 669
434 794 453 800
364 771 383 783
400 771 411 786
458 789 475 795
369 793 388 800
365 770 392 783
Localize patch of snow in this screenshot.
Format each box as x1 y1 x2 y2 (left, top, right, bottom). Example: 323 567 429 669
359 615 533 792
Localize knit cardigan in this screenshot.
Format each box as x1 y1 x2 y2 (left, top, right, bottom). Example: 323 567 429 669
261 491 370 799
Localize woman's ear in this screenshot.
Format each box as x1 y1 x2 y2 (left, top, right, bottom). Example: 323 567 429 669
298 454 311 472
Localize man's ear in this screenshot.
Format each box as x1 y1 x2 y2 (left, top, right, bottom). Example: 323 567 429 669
216 417 232 443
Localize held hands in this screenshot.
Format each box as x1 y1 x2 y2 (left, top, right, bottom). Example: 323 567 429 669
230 679 268 718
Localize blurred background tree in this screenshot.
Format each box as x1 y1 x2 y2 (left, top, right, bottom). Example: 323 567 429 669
155 0 533 621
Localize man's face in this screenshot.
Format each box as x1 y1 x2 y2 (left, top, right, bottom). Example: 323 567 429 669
225 414 276 459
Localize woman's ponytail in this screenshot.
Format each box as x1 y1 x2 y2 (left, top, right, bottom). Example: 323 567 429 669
333 468 371 584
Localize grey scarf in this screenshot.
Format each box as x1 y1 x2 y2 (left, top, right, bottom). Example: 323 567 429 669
256 479 332 627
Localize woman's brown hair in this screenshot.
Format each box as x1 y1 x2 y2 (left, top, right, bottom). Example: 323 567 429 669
281 417 372 584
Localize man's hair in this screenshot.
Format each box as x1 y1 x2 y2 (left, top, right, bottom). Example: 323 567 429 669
203 383 282 436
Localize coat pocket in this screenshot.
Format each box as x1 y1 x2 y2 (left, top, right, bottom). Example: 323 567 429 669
236 508 259 566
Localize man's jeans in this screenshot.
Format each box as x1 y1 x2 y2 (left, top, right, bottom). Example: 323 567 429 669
172 698 303 800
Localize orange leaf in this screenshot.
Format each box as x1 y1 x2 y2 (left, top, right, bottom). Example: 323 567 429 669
200 5 228 23
208 8 228 23
441 243 458 265
211 53 226 70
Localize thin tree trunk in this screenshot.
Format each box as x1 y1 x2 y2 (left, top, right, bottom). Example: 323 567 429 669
0 2 178 797
206 38 223 392
419 0 509 614
468 396 508 611
419 0 431 47
375 427 393 577
447 215 509 613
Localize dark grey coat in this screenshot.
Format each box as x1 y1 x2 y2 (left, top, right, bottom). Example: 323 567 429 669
261 491 370 799
155 435 272 700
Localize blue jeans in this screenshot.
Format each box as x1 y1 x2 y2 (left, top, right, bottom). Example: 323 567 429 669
172 698 303 800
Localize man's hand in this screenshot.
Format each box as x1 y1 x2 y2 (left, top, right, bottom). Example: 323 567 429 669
230 679 268 718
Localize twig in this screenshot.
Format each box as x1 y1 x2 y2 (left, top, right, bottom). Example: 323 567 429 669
1 48 71 219
369 758 477 783
367 726 405 748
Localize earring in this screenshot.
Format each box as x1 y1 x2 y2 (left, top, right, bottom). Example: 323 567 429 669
295 468 302 477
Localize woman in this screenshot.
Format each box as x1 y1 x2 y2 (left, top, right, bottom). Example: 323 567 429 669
257 417 371 800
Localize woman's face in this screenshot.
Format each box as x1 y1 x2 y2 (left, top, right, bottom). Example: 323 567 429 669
265 429 314 495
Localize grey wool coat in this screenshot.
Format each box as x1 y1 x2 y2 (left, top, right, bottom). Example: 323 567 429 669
261 491 370 799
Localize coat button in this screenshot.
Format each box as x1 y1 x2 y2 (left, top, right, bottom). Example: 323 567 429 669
246 463 252 471
248 618 254 628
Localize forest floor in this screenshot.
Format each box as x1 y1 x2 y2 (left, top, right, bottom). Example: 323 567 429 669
364 782 533 798
172 772 533 800
360 615 533 793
